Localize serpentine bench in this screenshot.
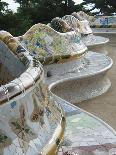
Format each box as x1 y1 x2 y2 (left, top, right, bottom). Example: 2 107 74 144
61 14 109 54
18 23 87 65
51 94 116 154
18 23 112 102
0 31 116 155
0 31 65 155
44 51 112 103
73 11 94 22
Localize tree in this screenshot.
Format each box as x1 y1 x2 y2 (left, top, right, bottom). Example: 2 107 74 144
0 1 32 36
14 0 83 23
0 0 84 36
82 0 116 15
0 10 32 36
0 0 8 14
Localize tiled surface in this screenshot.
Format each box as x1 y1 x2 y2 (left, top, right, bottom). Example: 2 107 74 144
91 16 116 28
0 62 14 85
76 33 116 130
19 23 87 65
58 99 116 155
47 51 112 103
0 41 26 79
61 14 109 47
82 34 109 46
0 31 65 155
44 51 112 85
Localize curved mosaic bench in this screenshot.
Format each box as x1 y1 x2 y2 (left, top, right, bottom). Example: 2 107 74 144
49 17 73 33
73 11 95 22
18 23 87 65
0 30 115 155
71 12 93 34
0 31 66 155
51 95 116 154
44 51 113 103
62 14 109 54
18 23 113 104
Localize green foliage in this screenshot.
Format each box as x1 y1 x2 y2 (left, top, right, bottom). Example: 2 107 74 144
82 0 116 15
0 0 8 13
0 0 84 35
1 0 116 36
0 10 32 36
14 0 83 23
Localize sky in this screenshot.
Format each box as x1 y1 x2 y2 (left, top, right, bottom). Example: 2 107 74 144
2 0 20 12
2 0 83 12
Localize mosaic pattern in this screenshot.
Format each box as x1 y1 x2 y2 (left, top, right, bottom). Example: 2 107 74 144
49 16 107 48
0 130 12 148
72 12 84 21
72 11 94 33
50 17 80 36
91 16 116 28
62 14 109 47
55 98 116 155
62 15 80 32
62 15 92 34
44 51 112 85
50 17 73 33
18 23 87 65
0 38 26 85
0 31 29 67
49 16 108 52
72 11 95 22
59 113 116 155
0 31 65 154
0 21 114 155
82 34 109 46
0 62 14 85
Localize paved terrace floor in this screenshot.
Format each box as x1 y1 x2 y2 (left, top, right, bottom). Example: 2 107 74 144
75 33 116 130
